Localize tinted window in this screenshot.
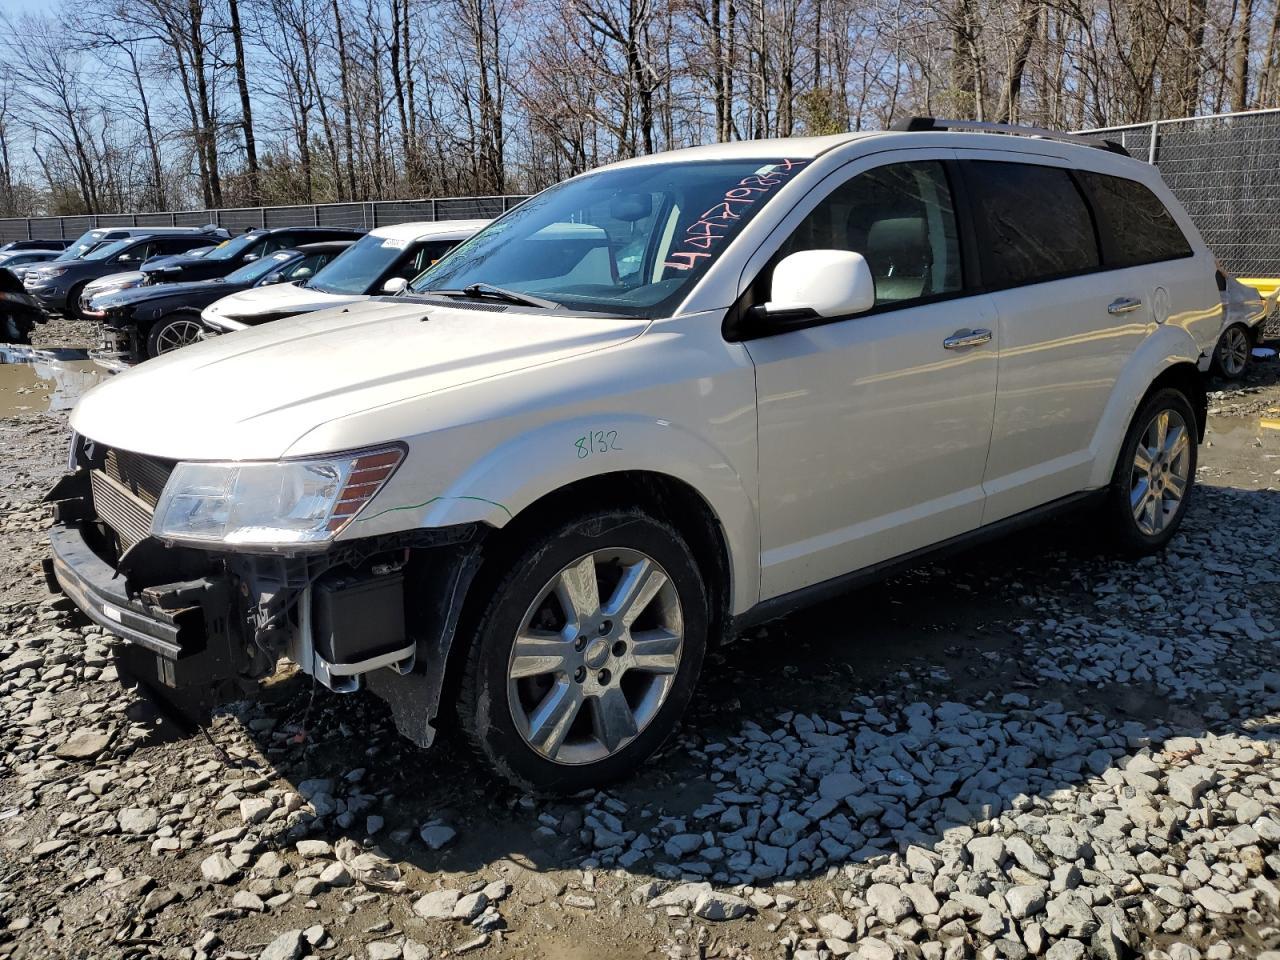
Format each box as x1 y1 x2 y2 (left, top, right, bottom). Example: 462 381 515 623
395 240 459 283
205 233 264 261
1076 171 1192 267
225 250 298 285
774 160 963 306
965 161 1099 287
156 237 205 254
281 253 329 281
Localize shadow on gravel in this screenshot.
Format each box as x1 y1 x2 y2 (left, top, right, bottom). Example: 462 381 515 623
107 478 1274 902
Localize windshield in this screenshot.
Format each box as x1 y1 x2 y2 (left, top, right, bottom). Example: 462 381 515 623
224 250 296 285
204 233 260 261
307 233 410 295
58 231 109 261
411 158 810 316
85 239 133 261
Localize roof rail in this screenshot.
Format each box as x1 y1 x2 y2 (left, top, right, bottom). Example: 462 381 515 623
890 116 1131 157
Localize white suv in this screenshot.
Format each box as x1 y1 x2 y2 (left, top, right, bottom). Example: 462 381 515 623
48 120 1222 792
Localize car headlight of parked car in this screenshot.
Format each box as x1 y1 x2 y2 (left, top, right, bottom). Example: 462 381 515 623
151 447 403 549
34 267 69 280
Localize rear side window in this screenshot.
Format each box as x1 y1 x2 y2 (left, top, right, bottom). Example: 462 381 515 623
1075 171 1192 268
964 161 1099 288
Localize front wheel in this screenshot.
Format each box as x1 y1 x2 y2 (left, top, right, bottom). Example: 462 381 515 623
147 313 205 358
1212 324 1251 379
1105 388 1197 555
456 509 708 793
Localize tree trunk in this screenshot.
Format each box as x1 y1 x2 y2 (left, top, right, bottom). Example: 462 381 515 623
331 0 359 200
187 0 222 207
994 0 1040 122
1232 0 1254 110
228 0 260 204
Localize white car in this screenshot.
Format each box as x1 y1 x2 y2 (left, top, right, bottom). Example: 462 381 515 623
49 120 1221 792
200 219 488 333
1211 268 1276 378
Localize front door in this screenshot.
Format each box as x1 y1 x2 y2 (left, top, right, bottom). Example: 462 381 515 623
743 156 999 600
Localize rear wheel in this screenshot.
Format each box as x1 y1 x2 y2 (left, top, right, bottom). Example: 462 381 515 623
1212 323 1251 379
147 313 204 358
1105 388 1197 555
456 509 708 792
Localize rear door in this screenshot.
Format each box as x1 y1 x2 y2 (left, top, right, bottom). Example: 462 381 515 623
959 156 1147 524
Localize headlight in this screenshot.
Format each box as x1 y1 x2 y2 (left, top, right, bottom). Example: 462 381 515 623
151 447 404 549
39 267 69 278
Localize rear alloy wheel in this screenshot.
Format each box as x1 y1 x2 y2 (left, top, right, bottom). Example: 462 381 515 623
1212 324 1251 379
457 510 708 792
148 314 204 357
1106 388 1197 554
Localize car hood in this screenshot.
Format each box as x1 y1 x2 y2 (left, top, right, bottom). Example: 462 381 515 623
204 282 363 321
85 271 146 293
141 254 206 274
97 279 235 310
71 299 649 460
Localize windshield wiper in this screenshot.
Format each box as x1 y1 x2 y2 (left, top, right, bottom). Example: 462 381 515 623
428 283 559 310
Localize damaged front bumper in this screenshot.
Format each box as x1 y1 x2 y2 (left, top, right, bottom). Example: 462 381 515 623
44 465 486 746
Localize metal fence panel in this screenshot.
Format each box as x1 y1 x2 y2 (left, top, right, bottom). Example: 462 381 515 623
316 203 368 229
1086 109 1280 278
263 205 318 228
0 194 529 248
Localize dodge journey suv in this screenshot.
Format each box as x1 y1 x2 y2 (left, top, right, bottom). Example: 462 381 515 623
47 120 1221 792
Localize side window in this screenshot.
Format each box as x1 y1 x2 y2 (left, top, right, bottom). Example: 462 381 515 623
283 253 325 280
774 161 963 307
394 240 457 281
114 242 151 263
260 234 293 255
964 161 1099 287
1075 171 1193 268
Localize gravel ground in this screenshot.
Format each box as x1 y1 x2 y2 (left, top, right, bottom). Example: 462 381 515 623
3 322 1280 960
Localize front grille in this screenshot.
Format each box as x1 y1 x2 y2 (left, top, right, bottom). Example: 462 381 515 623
102 448 173 507
86 446 175 551
91 470 154 551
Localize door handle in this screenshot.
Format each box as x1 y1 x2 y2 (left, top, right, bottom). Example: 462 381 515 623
1107 297 1142 315
943 328 993 350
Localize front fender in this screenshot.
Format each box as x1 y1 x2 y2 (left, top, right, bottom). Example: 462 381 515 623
348 413 761 614
1085 322 1204 490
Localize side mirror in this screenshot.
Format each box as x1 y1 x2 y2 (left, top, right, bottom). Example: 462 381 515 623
382 276 408 294
762 249 876 320
242 253 259 263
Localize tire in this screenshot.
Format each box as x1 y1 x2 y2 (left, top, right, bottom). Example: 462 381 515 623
68 282 91 321
1105 387 1198 555
456 508 708 793
146 312 205 358
1212 323 1251 379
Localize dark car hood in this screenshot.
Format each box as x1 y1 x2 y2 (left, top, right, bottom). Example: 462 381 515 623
97 278 246 311
139 255 235 283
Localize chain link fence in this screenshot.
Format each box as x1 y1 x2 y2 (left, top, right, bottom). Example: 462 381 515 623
0 194 531 245
1083 109 1280 280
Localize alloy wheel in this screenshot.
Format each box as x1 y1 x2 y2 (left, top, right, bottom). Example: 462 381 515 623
154 319 204 354
1219 326 1250 377
507 548 684 766
1130 408 1191 536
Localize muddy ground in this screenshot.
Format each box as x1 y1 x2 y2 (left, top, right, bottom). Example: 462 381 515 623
1 321 1280 960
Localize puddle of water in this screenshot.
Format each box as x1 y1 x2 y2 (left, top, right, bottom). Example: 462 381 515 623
1204 414 1280 461
0 346 107 416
